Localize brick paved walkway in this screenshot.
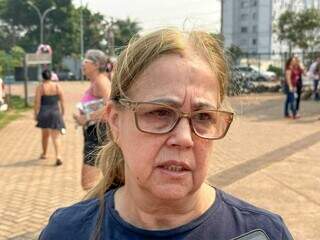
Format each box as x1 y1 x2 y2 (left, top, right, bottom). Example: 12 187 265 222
0 82 319 239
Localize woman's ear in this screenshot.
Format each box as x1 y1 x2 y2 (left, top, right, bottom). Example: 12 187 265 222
105 100 120 139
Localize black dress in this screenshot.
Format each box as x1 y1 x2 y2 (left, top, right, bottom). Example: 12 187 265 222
36 85 65 130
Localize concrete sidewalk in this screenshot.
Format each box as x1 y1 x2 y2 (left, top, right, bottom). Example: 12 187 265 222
0 82 319 239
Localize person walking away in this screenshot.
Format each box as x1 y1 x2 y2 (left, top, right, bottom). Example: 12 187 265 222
292 57 304 117
284 57 298 119
34 70 65 166
73 49 111 190
307 56 320 100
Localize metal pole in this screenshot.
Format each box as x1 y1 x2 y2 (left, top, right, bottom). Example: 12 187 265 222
27 2 55 44
220 0 224 34
80 0 84 81
41 16 44 44
27 2 42 43
41 7 56 44
24 57 29 107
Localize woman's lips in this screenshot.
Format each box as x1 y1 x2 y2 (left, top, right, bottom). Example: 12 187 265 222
157 160 191 175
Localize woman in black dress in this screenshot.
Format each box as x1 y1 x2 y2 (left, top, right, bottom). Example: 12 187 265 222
34 70 65 166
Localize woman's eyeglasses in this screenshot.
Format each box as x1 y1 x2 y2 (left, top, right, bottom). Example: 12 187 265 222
82 59 94 65
117 98 234 140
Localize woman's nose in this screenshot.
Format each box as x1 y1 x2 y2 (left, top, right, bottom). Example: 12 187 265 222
166 118 194 148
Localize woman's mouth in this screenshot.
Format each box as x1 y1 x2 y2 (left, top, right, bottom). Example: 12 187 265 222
157 160 191 176
162 165 184 172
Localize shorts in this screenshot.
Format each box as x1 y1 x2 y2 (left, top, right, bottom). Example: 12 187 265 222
83 123 107 166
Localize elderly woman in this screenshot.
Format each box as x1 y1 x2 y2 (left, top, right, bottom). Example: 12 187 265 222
40 29 293 239
73 49 111 190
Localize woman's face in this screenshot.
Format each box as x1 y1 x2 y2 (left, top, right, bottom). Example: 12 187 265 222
291 57 298 67
110 54 221 200
82 58 98 77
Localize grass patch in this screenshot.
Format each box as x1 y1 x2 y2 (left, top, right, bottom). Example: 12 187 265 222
0 95 32 129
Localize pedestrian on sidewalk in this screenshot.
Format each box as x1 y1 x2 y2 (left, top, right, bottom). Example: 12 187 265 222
40 28 293 240
34 69 65 166
73 49 111 190
51 68 59 81
0 77 8 112
292 56 304 117
307 56 320 101
284 57 298 119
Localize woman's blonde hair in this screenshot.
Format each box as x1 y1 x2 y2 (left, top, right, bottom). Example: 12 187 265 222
85 27 230 239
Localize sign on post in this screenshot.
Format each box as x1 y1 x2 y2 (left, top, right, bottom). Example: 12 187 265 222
24 53 52 106
25 53 52 66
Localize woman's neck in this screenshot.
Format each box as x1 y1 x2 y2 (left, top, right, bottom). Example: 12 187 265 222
87 71 100 81
114 183 215 230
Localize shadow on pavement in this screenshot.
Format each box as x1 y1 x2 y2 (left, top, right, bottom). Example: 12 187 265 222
0 158 57 168
208 130 320 188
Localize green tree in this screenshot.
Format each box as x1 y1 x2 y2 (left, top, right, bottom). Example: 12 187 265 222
0 0 142 67
275 10 298 54
276 9 320 53
0 46 25 76
113 17 142 53
10 46 25 67
0 0 79 65
228 45 243 65
80 7 108 52
295 8 320 51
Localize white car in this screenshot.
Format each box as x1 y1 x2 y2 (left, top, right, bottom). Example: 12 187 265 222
236 65 276 81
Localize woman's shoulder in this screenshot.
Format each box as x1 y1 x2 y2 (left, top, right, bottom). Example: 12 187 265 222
216 189 292 237
39 197 100 239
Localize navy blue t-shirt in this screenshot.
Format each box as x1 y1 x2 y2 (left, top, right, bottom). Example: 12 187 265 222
40 188 293 240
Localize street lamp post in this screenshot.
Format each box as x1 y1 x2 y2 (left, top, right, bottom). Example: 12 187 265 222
27 2 56 44
80 0 84 81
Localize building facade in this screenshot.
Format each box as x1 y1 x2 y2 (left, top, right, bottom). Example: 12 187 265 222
222 0 319 55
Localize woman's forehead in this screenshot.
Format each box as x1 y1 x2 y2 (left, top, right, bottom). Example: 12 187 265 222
127 54 219 103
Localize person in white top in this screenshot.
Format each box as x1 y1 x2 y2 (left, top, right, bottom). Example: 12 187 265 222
307 57 320 100
51 69 59 81
0 77 8 111
0 78 4 103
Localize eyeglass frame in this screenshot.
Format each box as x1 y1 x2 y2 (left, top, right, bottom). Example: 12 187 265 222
115 98 234 140
82 59 95 65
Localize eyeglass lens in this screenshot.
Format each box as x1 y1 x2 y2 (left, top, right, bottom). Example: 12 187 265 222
134 103 231 139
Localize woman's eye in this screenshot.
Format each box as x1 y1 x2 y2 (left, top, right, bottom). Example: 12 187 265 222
146 108 173 118
194 112 215 122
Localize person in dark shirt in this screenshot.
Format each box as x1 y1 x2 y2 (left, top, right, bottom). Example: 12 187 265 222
40 28 293 240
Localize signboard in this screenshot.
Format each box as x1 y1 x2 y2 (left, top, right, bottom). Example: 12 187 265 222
25 53 52 65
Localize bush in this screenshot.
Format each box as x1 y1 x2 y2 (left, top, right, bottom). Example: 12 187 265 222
267 65 283 77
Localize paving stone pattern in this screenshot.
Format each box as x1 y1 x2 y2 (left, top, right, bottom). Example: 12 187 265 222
0 82 319 239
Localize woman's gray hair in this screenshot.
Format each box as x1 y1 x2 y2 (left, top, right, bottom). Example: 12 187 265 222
85 49 108 72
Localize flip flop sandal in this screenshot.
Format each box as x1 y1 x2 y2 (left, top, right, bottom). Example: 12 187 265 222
55 158 63 166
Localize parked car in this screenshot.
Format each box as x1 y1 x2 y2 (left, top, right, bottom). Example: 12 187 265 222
236 65 276 82
57 70 76 81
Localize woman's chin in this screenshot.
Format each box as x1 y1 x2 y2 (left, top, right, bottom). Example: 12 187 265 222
149 184 193 201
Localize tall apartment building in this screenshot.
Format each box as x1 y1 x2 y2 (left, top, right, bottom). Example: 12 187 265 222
222 0 319 55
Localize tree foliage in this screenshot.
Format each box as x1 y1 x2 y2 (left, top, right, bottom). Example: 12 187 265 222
0 46 25 76
0 0 142 69
113 18 142 52
276 9 320 52
228 45 243 65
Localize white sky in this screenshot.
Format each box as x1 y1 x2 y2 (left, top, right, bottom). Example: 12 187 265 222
73 0 221 33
